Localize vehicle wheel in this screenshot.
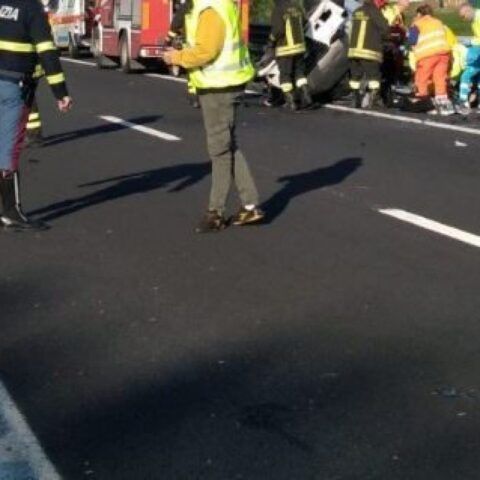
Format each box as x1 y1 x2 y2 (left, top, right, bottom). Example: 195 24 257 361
119 35 132 73
68 35 81 59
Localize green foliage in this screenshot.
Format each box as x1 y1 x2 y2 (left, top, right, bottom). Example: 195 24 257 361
405 7 471 36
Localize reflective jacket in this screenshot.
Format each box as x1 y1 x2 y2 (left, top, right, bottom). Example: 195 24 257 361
270 0 306 57
185 0 254 90
411 15 450 61
348 0 389 63
0 0 67 98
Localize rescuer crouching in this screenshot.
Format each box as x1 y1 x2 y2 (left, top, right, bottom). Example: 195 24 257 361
0 0 72 231
269 0 313 111
348 0 390 109
162 0 264 233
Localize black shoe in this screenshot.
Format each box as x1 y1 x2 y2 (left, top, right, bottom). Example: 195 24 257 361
298 85 314 110
195 210 227 233
1 209 49 231
0 172 49 231
231 207 265 226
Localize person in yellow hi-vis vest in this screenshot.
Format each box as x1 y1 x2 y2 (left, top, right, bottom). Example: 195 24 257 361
162 0 264 233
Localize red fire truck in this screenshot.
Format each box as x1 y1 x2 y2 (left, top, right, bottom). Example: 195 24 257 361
92 0 250 73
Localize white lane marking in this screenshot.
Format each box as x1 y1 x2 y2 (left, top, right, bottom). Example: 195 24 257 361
145 73 187 83
326 104 480 137
379 208 480 249
99 115 181 141
60 57 95 67
0 381 61 480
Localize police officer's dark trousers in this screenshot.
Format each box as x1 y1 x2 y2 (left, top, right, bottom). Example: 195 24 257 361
350 59 381 91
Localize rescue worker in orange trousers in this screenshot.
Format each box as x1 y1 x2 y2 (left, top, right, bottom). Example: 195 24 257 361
348 0 390 108
408 4 452 113
269 0 313 110
162 0 264 233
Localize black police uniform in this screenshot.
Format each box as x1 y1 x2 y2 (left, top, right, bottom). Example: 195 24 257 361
0 0 68 230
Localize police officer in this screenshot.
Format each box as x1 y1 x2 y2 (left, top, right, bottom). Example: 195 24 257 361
0 0 72 231
269 0 313 110
162 0 264 233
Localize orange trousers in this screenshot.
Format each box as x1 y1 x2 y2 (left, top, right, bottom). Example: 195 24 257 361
415 54 450 97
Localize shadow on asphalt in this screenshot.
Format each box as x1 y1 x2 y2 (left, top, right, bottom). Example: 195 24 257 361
42 115 163 147
262 157 363 224
30 162 211 221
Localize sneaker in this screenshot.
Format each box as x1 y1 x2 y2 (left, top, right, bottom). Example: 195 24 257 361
231 207 265 226
195 210 227 233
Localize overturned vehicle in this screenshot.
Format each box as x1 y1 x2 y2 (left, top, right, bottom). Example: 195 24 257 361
256 0 358 100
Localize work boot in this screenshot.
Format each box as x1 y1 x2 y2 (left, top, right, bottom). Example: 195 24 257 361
195 210 227 233
298 85 314 110
0 172 49 231
351 90 362 109
283 92 297 111
231 207 265 226
366 89 382 109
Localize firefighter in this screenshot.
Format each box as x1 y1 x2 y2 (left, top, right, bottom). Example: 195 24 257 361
408 4 452 115
458 3 480 112
162 0 264 232
269 0 313 111
166 0 200 108
0 0 72 231
348 0 390 109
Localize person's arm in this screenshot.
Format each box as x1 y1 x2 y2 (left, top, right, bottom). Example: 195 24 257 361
27 3 71 108
169 8 225 68
269 4 285 43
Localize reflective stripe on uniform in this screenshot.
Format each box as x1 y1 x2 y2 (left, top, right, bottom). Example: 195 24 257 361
0 41 35 53
28 112 40 121
348 48 382 62
26 121 41 130
36 41 56 53
46 73 65 85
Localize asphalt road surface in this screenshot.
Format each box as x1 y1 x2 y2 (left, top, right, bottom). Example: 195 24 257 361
1 59 479 480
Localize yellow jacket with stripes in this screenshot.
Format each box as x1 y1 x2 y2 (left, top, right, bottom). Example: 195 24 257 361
0 0 68 99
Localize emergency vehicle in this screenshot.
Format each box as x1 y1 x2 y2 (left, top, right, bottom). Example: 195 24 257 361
45 0 96 58
92 0 250 72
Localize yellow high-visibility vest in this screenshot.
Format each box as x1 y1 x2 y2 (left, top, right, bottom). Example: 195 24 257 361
185 0 254 90
413 16 450 61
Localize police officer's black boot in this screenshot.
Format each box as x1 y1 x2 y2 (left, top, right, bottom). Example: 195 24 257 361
298 84 314 110
0 172 48 231
366 89 382 109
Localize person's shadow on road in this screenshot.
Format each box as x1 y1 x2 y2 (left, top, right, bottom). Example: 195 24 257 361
262 157 363 224
31 162 210 221
42 115 163 147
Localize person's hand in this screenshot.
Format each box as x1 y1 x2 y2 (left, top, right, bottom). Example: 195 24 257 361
57 96 73 112
162 48 176 66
